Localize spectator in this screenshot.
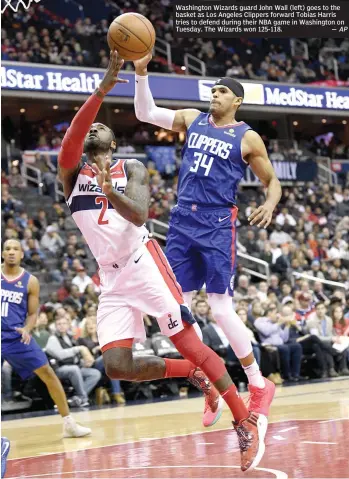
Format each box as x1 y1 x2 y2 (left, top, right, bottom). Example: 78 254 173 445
269 224 293 245
46 317 101 407
78 317 125 405
64 285 83 313
8 166 26 188
281 305 339 378
254 304 302 381
72 267 93 294
295 292 315 322
332 305 349 336
194 299 211 329
32 312 51 349
306 302 349 375
40 225 65 255
235 275 249 297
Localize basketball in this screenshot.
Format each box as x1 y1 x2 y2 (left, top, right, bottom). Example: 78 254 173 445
107 13 155 61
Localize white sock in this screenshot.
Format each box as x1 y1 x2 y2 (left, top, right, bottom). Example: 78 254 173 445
243 360 265 388
63 415 74 423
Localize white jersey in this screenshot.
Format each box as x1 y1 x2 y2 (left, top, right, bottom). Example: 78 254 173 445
66 160 148 267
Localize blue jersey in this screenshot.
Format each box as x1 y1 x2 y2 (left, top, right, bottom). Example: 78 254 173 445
178 112 252 207
1 269 30 342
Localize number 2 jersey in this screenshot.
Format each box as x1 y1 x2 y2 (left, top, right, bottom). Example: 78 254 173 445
178 112 252 207
66 160 148 267
1 269 30 342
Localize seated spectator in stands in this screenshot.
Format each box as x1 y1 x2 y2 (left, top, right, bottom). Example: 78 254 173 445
332 305 349 336
51 202 66 228
313 281 329 304
235 275 249 297
34 154 57 199
306 302 349 375
24 238 45 261
78 317 125 405
295 292 315 322
40 225 62 255
202 315 229 355
256 229 268 253
46 317 101 407
273 244 291 280
8 166 25 188
64 285 83 313
269 143 285 162
194 299 211 329
254 304 302 381
281 305 339 378
82 284 99 306
257 281 268 302
33 209 49 232
243 229 260 255
248 300 264 325
72 266 93 294
276 208 296 227
32 312 51 350
57 279 72 302
269 224 293 245
268 275 281 298
44 292 62 312
21 228 40 253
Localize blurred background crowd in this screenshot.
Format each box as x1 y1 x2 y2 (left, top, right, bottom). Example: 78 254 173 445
2 0 349 81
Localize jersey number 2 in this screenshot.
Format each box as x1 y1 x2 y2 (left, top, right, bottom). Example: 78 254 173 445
95 197 109 225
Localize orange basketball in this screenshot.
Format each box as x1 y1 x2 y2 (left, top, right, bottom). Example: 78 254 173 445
107 13 155 61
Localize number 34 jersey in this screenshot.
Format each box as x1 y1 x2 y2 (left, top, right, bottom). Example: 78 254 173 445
66 160 148 267
178 112 252 207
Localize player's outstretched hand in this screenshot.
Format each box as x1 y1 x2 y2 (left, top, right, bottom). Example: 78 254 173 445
15 327 31 345
99 50 129 94
248 202 274 229
93 159 113 196
133 53 152 75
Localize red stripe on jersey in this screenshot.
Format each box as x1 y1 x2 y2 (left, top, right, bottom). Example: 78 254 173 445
147 239 184 305
230 207 238 269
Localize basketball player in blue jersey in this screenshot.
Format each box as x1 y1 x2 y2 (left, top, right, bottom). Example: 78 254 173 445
1 239 91 439
133 54 282 422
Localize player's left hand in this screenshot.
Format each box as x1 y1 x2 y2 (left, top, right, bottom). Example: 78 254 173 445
248 202 274 228
15 327 31 345
99 50 129 94
93 159 113 196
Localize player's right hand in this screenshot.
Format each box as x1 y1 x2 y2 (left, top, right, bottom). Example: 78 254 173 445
92 159 113 196
133 53 152 75
15 327 31 345
99 50 129 95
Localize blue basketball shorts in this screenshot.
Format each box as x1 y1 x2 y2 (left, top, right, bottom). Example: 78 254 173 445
1 337 48 380
166 202 238 296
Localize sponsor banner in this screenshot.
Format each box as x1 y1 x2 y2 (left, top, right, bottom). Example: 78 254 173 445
242 159 318 184
2 62 348 110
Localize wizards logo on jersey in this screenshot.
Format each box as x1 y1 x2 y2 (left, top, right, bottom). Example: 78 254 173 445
78 183 125 194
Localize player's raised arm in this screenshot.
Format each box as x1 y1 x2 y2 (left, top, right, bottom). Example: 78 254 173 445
244 130 282 229
133 54 200 132
93 158 149 227
58 50 128 198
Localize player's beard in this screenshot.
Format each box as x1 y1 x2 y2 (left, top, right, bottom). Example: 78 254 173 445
84 137 110 154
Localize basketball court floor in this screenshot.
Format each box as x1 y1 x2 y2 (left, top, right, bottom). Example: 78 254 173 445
3 378 349 478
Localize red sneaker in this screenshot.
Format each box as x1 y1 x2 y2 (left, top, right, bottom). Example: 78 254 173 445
188 368 223 427
248 378 275 417
233 412 268 472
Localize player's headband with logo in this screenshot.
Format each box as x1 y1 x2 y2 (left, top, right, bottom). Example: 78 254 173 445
214 77 244 99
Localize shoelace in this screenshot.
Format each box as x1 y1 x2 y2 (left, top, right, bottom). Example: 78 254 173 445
235 424 253 452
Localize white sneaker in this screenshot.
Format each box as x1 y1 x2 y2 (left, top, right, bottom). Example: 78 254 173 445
63 416 91 438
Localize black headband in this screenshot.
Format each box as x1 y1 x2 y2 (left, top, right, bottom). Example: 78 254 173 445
214 77 244 99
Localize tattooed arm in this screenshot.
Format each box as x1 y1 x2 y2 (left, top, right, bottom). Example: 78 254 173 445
94 159 150 227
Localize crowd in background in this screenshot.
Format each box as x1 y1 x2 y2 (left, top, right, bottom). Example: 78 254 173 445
2 0 349 82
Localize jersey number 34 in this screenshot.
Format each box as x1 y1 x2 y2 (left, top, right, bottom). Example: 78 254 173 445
190 152 214 177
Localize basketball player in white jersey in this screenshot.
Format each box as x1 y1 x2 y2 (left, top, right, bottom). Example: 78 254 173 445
58 51 270 472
